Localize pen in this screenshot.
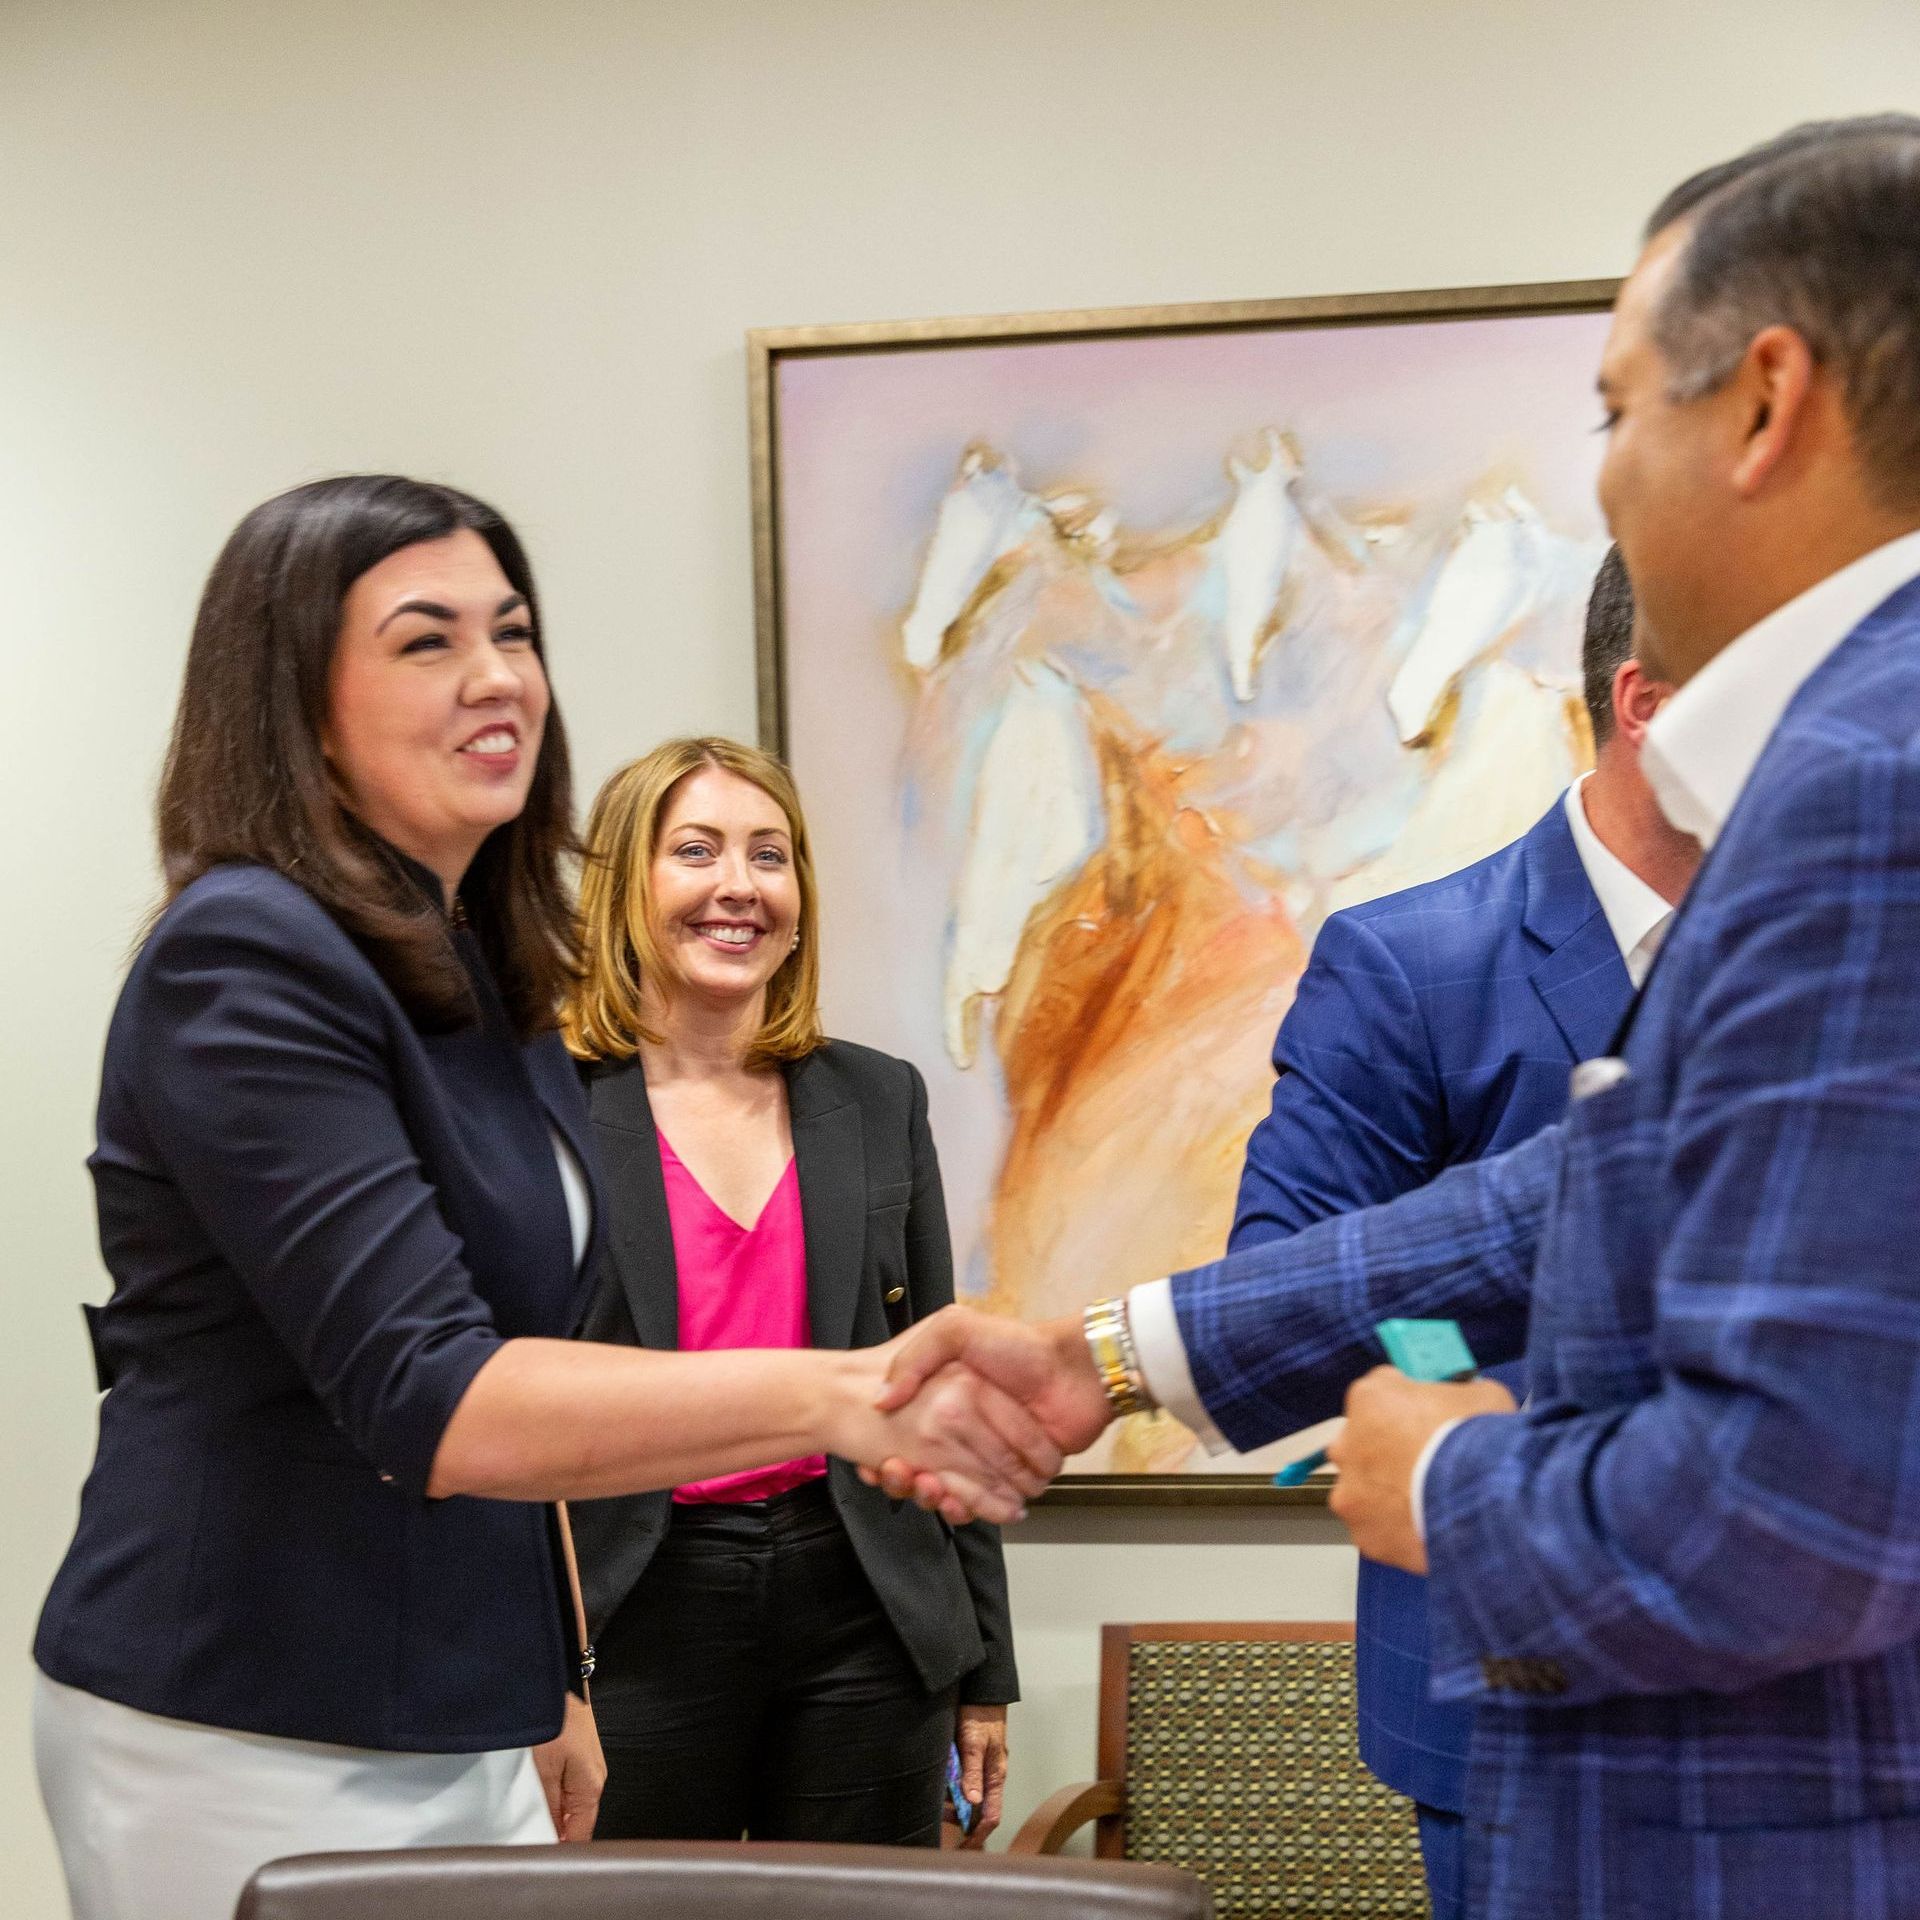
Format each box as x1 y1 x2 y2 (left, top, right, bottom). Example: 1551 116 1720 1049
1270 1319 1480 1489
1271 1447 1328 1487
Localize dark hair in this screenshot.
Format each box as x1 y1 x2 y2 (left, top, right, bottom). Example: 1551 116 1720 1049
1582 545 1636 747
156 475 579 1037
1643 114 1920 510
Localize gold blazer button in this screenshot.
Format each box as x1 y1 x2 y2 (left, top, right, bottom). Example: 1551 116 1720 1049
884 1286 906 1304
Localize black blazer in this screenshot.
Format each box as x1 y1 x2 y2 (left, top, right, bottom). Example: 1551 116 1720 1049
35 859 606 1753
569 1041 1019 1705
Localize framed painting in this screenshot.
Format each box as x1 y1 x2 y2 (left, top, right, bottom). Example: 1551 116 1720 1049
748 279 1617 1501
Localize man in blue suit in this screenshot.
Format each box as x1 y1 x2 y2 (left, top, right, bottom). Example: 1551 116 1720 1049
881 114 1920 1918
1228 546 1699 1920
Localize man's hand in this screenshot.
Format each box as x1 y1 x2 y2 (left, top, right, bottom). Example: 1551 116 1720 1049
952 1703 1009 1847
532 1690 605 1842
1326 1368 1517 1572
861 1307 1114 1510
878 1307 1112 1451
833 1346 1064 1525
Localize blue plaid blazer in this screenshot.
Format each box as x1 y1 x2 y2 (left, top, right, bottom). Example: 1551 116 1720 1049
1173 576 1920 1919
1231 798 1630 1816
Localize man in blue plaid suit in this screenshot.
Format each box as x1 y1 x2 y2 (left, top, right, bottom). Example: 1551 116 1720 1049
1226 548 1698 1920
879 115 1920 1917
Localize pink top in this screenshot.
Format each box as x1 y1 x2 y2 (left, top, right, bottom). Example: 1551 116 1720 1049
659 1132 829 1505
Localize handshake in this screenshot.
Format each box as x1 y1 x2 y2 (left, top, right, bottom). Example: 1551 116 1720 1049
839 1306 1115 1526
836 1302 1520 1573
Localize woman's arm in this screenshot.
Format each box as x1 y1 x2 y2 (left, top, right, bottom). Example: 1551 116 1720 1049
134 878 1053 1522
428 1334 1057 1520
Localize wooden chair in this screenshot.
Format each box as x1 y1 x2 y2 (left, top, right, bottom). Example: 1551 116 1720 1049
1010 1623 1427 1920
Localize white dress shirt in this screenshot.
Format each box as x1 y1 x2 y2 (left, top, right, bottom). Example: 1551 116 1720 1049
1122 517 1920 1477
550 1126 594 1270
1560 775 1672 990
1643 526 1920 848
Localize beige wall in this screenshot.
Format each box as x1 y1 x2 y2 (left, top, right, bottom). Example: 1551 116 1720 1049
4 0 1915 1902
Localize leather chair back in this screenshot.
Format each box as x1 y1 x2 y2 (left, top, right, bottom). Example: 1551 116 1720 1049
235 1840 1213 1920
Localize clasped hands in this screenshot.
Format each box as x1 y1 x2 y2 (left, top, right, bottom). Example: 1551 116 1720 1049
845 1307 1516 1571
840 1309 1108 1525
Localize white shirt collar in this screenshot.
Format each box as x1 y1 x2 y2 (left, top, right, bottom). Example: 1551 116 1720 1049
1562 775 1672 987
1642 528 1920 849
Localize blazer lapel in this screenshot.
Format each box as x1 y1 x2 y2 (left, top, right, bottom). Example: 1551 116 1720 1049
585 1060 681 1351
787 1054 867 1352
1521 799 1635 1065
1531 915 1632 1065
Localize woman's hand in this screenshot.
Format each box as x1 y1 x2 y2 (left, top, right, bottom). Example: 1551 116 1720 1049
952 1704 1009 1847
833 1345 1063 1525
532 1690 606 1842
859 1308 1111 1515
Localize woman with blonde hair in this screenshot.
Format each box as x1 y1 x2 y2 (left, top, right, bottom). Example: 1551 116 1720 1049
563 737 1017 1848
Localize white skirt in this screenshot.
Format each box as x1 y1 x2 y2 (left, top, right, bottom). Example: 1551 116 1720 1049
32 1671 557 1920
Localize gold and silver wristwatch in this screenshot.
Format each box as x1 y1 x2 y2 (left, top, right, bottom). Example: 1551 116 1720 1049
1082 1296 1156 1418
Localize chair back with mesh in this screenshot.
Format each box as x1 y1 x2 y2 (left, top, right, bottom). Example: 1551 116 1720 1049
1105 1623 1427 1919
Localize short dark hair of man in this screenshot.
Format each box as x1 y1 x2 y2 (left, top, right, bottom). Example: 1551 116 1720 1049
1643 114 1920 514
1583 545 1635 747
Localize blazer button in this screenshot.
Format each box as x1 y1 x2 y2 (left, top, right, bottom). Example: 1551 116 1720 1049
884 1286 906 1304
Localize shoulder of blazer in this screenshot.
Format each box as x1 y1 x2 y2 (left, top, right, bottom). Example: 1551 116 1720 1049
1338 803 1549 934
131 862 392 1022
785 1037 916 1122
1325 798 1580 976
577 1039 922 1141
152 860 363 946
579 1052 656 1136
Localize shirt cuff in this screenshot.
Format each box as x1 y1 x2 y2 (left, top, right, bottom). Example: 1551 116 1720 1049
1126 1278 1231 1455
1409 1417 1465 1545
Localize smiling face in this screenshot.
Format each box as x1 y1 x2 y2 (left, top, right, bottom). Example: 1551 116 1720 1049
646 764 802 1018
323 529 550 898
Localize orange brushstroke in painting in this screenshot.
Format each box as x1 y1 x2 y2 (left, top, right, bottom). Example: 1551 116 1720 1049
980 697 1304 1470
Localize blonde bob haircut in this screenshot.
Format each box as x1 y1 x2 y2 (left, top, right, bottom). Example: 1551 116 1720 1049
561 736 825 1069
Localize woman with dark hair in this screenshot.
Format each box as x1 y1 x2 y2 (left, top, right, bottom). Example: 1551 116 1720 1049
31 477 1055 1920
562 740 1016 1851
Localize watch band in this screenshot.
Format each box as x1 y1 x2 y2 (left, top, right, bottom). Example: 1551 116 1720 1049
1083 1296 1156 1418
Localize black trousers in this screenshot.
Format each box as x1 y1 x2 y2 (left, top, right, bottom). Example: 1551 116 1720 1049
591 1479 957 1845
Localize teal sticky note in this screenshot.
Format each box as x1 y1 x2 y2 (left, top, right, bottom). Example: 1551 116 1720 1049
1376 1318 1477 1382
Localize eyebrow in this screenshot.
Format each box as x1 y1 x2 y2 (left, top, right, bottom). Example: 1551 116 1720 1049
670 821 791 839
376 592 528 635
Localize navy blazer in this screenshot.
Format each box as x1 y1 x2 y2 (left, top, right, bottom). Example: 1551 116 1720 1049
1174 577 1920 1916
568 1042 1019 1705
1231 797 1630 1813
36 857 606 1753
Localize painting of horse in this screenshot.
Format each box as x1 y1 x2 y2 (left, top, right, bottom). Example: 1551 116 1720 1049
757 286 1613 1481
